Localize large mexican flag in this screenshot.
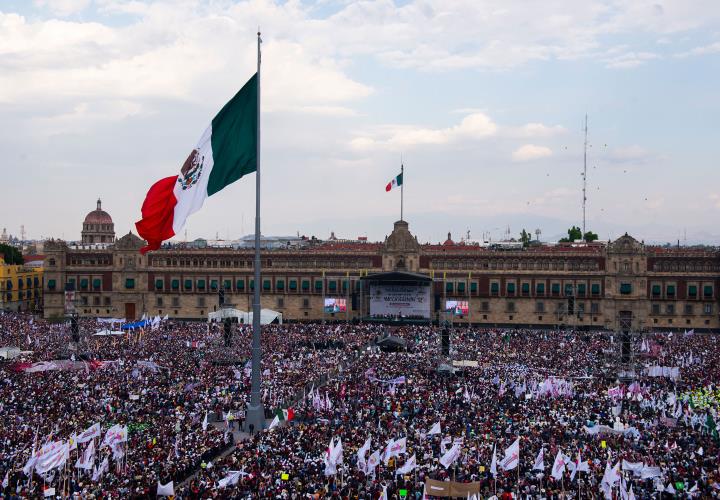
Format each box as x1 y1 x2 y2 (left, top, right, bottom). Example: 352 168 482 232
136 74 258 254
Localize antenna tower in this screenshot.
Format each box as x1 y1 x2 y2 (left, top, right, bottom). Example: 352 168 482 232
582 114 588 236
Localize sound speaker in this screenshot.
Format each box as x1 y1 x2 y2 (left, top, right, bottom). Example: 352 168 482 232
441 327 450 356
434 294 441 312
351 293 358 311
223 318 232 346
621 332 631 363
218 288 225 306
568 296 575 315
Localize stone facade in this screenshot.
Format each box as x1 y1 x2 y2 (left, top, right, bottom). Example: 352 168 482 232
42 218 720 331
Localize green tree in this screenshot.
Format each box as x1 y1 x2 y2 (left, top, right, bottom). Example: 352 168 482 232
0 243 23 265
559 226 583 242
519 229 531 247
583 231 599 242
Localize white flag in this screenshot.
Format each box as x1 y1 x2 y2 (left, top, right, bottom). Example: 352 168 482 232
490 444 497 477
35 442 69 474
395 454 417 475
268 415 280 430
532 448 544 471
75 441 95 470
91 457 108 482
357 437 371 473
2 470 8 489
100 424 127 448
202 412 209 431
499 438 519 470
366 450 381 475
218 470 242 488
551 450 566 481
157 481 175 497
387 437 407 461
427 421 441 436
379 483 388 500
76 423 101 444
440 443 462 469
569 453 589 481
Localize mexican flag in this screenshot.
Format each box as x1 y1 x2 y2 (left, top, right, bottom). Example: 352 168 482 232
276 407 295 421
135 74 258 254
385 172 403 192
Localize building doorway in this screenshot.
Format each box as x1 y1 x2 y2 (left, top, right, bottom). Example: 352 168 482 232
125 303 136 321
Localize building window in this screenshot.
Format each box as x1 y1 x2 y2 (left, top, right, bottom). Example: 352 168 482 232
172 297 180 307
507 302 515 313
704 285 714 298
490 282 499 296
590 302 599 314
536 283 545 296
619 283 632 295
535 302 544 313
302 298 310 308
125 278 135 289
651 303 660 315
666 304 675 315
704 303 713 315
591 283 600 296
93 297 100 306
651 284 661 297
48 258 56 266
480 301 489 312
688 285 698 298
277 297 284 308
666 284 676 297
551 283 560 296
521 282 530 296
684 304 694 315
81 296 88 305
506 283 516 296
157 297 163 307
197 297 206 307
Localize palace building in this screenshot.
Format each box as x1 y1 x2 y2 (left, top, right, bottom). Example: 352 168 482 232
42 204 720 331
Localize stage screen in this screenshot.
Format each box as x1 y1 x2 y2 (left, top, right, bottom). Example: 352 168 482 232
369 285 431 318
445 300 469 316
324 298 347 313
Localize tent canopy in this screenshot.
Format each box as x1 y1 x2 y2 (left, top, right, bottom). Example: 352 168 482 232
208 308 282 325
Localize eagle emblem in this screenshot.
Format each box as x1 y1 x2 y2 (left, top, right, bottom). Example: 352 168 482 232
177 149 204 190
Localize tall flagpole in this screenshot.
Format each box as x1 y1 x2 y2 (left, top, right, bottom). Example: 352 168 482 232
246 30 265 432
400 161 404 222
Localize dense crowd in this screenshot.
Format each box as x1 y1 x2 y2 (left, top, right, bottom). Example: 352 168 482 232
0 311 719 499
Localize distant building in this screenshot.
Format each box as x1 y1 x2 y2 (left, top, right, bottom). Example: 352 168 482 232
81 199 115 245
41 205 720 331
0 254 43 312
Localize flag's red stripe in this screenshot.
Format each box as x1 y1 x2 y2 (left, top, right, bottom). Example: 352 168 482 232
385 182 392 192
135 176 178 254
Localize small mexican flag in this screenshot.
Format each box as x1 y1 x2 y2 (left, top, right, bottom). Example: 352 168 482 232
385 172 403 192
276 407 295 421
136 73 258 254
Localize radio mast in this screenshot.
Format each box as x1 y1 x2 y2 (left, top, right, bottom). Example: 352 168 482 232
582 114 588 236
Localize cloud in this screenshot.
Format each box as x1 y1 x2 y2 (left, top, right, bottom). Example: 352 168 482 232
710 194 720 209
605 51 660 68
505 123 567 138
676 41 720 57
511 144 553 162
350 112 497 150
34 0 90 16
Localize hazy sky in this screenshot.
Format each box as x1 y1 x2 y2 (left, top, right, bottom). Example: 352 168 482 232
2 0 719 244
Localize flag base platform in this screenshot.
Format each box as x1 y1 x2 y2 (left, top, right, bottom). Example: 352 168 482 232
244 402 265 433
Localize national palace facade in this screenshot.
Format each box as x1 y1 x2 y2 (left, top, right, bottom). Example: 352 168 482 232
42 203 720 331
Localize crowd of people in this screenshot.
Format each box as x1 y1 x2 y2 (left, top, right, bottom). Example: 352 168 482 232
0 311 719 499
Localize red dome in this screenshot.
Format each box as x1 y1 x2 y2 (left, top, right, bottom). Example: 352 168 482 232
84 210 113 224
83 199 113 224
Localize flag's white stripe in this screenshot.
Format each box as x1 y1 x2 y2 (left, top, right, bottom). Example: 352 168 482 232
172 123 215 234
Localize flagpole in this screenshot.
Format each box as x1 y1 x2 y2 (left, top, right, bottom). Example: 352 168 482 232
245 29 265 433
400 161 404 222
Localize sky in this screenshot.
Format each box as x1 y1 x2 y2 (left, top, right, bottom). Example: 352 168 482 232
2 0 720 245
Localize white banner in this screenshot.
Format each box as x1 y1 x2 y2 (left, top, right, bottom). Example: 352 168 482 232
369 285 431 318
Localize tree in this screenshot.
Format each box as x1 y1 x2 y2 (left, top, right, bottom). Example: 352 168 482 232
583 231 599 242
0 243 23 265
559 226 583 243
519 229 531 247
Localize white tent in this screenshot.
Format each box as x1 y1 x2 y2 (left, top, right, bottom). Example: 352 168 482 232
208 308 282 325
208 308 245 322
0 347 21 360
93 329 125 336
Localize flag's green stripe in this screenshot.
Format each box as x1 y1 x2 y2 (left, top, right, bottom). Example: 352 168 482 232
396 172 403 186
207 73 258 196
